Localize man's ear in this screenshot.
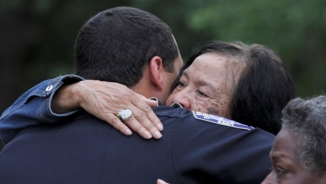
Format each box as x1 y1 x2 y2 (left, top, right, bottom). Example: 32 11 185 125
149 56 164 90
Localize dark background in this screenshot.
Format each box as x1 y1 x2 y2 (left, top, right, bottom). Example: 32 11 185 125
1 0 326 150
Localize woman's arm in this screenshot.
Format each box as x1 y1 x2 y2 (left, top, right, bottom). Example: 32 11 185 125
0 75 162 145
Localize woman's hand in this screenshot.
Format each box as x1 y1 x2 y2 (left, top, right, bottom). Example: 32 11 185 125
51 80 163 139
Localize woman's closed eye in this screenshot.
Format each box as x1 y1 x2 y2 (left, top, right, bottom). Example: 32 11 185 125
276 166 287 176
176 81 186 88
196 90 209 97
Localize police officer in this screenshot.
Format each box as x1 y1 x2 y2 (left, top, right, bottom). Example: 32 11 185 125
0 7 273 183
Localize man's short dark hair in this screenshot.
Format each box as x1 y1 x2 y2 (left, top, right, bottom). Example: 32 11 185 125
74 7 179 87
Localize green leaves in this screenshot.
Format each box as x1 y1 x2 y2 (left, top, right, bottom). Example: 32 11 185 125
2 0 326 102
132 0 326 97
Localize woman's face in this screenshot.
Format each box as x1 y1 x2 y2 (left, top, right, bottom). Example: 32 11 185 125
165 52 245 118
262 128 326 184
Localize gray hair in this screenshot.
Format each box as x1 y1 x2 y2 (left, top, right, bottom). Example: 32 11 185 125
281 95 326 175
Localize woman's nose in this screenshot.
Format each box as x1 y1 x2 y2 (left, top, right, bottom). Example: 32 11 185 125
261 172 274 184
172 90 191 109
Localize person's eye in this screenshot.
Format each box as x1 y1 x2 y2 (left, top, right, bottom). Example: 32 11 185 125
197 90 208 97
176 81 186 88
276 166 287 176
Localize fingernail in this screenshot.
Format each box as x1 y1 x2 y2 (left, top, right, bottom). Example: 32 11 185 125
154 131 162 139
157 123 163 131
144 131 152 139
125 129 132 135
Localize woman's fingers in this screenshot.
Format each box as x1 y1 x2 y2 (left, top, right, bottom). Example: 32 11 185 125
75 80 163 139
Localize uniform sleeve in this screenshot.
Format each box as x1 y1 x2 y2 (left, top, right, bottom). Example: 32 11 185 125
170 113 274 184
0 74 84 145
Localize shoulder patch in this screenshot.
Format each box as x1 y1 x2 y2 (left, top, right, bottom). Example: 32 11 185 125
192 111 253 131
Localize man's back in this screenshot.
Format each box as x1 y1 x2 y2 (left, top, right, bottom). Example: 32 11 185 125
0 106 274 184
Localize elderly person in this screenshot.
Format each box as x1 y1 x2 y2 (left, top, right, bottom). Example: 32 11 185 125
262 95 326 183
166 40 295 134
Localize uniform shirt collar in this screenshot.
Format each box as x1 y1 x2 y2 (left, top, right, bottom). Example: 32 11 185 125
149 97 183 108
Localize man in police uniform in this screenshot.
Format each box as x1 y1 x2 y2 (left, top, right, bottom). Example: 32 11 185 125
0 7 274 184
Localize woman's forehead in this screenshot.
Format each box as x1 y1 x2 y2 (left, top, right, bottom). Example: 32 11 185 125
185 53 245 82
272 129 298 156
187 53 227 73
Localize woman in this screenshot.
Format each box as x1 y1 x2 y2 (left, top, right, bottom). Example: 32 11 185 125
262 95 326 183
166 40 296 134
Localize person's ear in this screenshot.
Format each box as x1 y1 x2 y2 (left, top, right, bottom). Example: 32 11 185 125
149 56 164 90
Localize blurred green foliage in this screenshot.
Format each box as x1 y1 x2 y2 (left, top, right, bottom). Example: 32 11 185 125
1 0 326 148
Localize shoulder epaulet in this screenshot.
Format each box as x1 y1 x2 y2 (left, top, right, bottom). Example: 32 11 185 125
192 111 253 131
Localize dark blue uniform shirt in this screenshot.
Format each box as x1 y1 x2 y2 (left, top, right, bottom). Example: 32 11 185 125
0 105 274 184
